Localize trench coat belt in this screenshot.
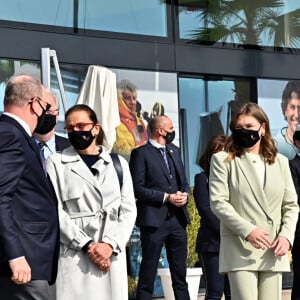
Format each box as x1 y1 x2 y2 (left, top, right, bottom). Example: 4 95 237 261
69 209 107 233
69 209 106 219
68 208 118 234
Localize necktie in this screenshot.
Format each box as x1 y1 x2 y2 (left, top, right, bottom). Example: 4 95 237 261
160 147 170 172
38 142 47 175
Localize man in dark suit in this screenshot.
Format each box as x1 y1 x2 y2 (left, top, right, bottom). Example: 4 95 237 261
0 75 59 299
33 89 70 158
129 115 190 300
289 124 300 300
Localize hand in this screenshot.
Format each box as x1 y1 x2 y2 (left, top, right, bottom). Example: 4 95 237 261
246 228 272 250
88 242 113 269
97 258 111 272
167 192 188 207
270 236 290 256
9 257 31 284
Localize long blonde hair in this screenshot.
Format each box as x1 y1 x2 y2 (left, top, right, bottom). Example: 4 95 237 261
225 103 277 164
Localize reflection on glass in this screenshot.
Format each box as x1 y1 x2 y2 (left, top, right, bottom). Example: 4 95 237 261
0 59 87 135
0 0 167 37
177 0 300 49
179 76 251 183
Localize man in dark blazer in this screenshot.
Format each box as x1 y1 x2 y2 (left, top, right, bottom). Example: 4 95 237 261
129 115 190 300
289 124 300 300
33 89 70 158
0 75 59 299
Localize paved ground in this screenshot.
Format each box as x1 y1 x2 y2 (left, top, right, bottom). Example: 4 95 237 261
197 289 291 299
156 289 291 299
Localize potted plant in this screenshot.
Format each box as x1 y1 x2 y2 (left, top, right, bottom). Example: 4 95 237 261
157 188 202 300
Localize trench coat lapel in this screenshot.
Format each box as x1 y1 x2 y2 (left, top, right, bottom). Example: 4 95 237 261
236 154 273 221
61 148 101 192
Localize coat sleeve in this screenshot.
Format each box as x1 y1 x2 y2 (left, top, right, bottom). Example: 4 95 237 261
101 156 137 253
46 154 92 251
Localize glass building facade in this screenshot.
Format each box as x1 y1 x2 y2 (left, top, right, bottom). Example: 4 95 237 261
0 0 299 295
1 0 299 181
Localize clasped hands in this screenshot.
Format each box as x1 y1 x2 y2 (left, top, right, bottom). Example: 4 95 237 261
246 228 290 256
87 242 113 272
167 191 188 207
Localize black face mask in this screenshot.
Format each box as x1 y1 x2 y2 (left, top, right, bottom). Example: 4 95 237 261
163 130 175 144
34 101 51 134
68 130 95 150
34 114 56 134
232 127 261 148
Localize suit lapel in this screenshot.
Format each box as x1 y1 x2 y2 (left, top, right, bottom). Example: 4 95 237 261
166 146 182 181
236 154 273 220
147 143 171 180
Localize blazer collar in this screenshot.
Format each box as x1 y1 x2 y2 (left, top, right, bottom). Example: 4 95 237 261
236 153 273 220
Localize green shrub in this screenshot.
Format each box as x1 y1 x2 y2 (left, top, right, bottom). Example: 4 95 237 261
186 187 200 267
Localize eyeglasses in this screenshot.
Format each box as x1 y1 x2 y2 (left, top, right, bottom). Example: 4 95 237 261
46 108 59 116
64 122 95 132
29 97 51 112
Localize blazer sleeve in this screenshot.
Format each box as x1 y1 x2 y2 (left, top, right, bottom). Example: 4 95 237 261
209 152 256 238
0 132 26 259
278 155 299 244
129 147 165 205
193 172 220 234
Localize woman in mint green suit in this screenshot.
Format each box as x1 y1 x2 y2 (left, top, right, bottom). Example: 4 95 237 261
209 103 298 300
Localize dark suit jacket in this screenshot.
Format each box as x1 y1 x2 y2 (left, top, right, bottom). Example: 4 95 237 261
194 172 220 253
289 154 300 238
129 142 190 228
0 114 59 284
55 134 70 151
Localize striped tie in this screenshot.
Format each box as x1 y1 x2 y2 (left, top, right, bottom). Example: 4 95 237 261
160 147 170 172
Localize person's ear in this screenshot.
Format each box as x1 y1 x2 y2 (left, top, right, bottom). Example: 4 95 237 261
92 123 101 136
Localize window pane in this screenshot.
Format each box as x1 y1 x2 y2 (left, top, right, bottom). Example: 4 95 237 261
0 0 167 37
258 78 299 159
179 77 251 183
177 0 300 49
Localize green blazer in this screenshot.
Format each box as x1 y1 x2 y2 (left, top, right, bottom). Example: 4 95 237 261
209 151 298 273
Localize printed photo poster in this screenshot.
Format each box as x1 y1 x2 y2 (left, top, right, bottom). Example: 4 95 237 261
111 68 179 161
111 69 177 297
258 78 299 159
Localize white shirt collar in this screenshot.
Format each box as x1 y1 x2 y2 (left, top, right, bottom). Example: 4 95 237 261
149 138 165 149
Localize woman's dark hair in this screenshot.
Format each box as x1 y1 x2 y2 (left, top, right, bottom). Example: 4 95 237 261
199 135 228 176
65 104 105 145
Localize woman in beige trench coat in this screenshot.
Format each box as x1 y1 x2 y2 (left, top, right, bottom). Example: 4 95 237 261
209 103 298 300
47 104 137 300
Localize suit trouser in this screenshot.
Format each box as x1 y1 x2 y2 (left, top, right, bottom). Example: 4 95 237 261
292 237 300 300
0 278 49 300
227 270 282 300
136 215 190 300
